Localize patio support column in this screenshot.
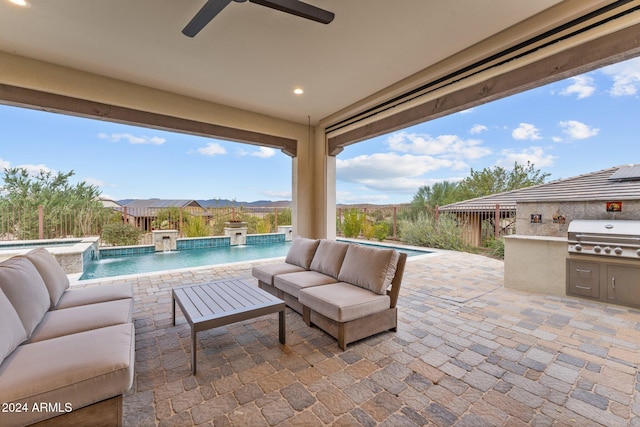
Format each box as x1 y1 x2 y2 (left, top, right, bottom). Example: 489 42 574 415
291 123 335 239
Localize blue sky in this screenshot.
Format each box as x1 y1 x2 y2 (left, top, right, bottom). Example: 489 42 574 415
1 57 639 205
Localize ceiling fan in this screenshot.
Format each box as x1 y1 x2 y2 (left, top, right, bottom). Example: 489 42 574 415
183 0 335 37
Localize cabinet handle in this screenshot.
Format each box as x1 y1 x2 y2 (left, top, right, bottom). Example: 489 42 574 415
576 268 591 273
611 276 616 289
575 285 591 290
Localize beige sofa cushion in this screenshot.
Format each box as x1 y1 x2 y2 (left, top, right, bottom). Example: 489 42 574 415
28 299 133 343
285 237 320 269
274 271 338 298
299 282 390 322
54 282 133 310
24 248 70 308
0 289 27 363
338 244 400 294
0 323 135 427
0 256 50 337
252 263 305 286
309 240 351 278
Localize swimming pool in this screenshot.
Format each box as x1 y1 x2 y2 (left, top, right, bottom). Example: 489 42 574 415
80 240 432 281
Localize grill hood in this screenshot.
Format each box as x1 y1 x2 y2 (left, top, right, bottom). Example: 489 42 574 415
568 219 640 258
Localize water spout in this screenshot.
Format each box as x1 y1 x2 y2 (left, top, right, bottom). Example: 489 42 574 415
162 236 171 253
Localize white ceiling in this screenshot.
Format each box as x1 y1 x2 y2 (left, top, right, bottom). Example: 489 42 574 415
0 0 563 124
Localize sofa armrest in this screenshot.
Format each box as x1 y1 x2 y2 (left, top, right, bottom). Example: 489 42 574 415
387 252 407 308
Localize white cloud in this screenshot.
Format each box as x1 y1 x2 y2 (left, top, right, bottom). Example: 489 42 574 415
558 120 599 140
337 152 463 194
16 163 52 176
83 177 106 187
458 108 475 114
0 158 10 171
98 133 166 145
197 143 227 156
238 147 276 158
512 123 542 140
560 76 596 99
336 191 390 205
497 146 556 168
387 131 491 160
253 147 276 158
262 190 291 199
601 57 640 96
470 124 488 134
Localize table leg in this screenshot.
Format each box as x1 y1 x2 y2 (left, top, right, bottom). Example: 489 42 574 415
278 309 286 344
191 328 197 375
172 295 176 326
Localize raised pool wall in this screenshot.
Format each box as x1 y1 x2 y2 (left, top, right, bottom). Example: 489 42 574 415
0 237 99 274
1 227 293 276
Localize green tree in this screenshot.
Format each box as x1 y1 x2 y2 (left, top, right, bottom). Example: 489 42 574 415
456 161 550 200
411 181 460 209
342 208 364 238
0 167 107 239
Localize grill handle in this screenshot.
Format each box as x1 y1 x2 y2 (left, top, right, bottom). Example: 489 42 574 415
573 233 640 242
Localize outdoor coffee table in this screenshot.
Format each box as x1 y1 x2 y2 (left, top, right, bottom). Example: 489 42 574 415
172 278 286 374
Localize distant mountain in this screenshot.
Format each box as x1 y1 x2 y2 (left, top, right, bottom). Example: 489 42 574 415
117 198 291 208
198 199 291 208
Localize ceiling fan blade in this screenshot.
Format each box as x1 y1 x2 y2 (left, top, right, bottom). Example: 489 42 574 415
183 0 233 37
249 0 334 24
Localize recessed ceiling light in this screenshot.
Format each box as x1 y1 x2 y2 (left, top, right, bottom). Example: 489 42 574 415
293 88 304 95
8 0 30 6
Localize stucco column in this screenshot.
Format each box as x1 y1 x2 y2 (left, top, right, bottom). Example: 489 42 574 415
325 154 337 239
291 124 334 239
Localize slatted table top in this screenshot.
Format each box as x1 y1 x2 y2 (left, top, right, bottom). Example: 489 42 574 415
173 278 285 329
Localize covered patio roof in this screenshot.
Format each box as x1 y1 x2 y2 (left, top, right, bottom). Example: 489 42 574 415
1 1 640 237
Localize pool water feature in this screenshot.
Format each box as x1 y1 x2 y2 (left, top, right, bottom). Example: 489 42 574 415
79 240 433 281
0 237 99 274
81 241 293 280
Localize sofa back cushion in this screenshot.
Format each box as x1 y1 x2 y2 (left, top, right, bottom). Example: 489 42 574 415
285 237 320 269
24 248 70 308
309 240 351 278
0 288 27 364
337 244 400 295
0 256 51 337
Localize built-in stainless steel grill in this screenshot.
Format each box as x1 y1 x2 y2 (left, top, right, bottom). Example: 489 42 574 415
568 219 640 259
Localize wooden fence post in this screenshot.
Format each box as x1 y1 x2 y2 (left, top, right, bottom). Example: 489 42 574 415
274 207 278 229
179 207 184 237
38 205 44 239
392 207 397 241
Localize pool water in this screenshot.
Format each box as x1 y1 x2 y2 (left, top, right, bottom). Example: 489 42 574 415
80 240 431 280
81 241 293 280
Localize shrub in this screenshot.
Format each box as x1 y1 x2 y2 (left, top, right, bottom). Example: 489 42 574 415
183 216 212 237
342 209 364 238
101 223 143 246
399 212 471 251
372 222 389 241
485 237 505 259
361 221 374 240
255 218 272 234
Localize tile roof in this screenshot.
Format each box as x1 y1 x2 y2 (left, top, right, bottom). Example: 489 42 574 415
122 199 204 209
440 165 640 212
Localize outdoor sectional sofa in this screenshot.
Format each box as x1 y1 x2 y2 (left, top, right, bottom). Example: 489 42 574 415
252 237 407 350
0 248 134 427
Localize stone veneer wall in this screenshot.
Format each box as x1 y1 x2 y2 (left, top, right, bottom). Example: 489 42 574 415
515 200 640 237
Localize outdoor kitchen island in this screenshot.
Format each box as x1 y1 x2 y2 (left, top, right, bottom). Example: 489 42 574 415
566 220 640 308
505 220 640 309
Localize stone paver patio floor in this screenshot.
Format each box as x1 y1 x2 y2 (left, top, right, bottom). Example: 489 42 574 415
93 248 640 426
